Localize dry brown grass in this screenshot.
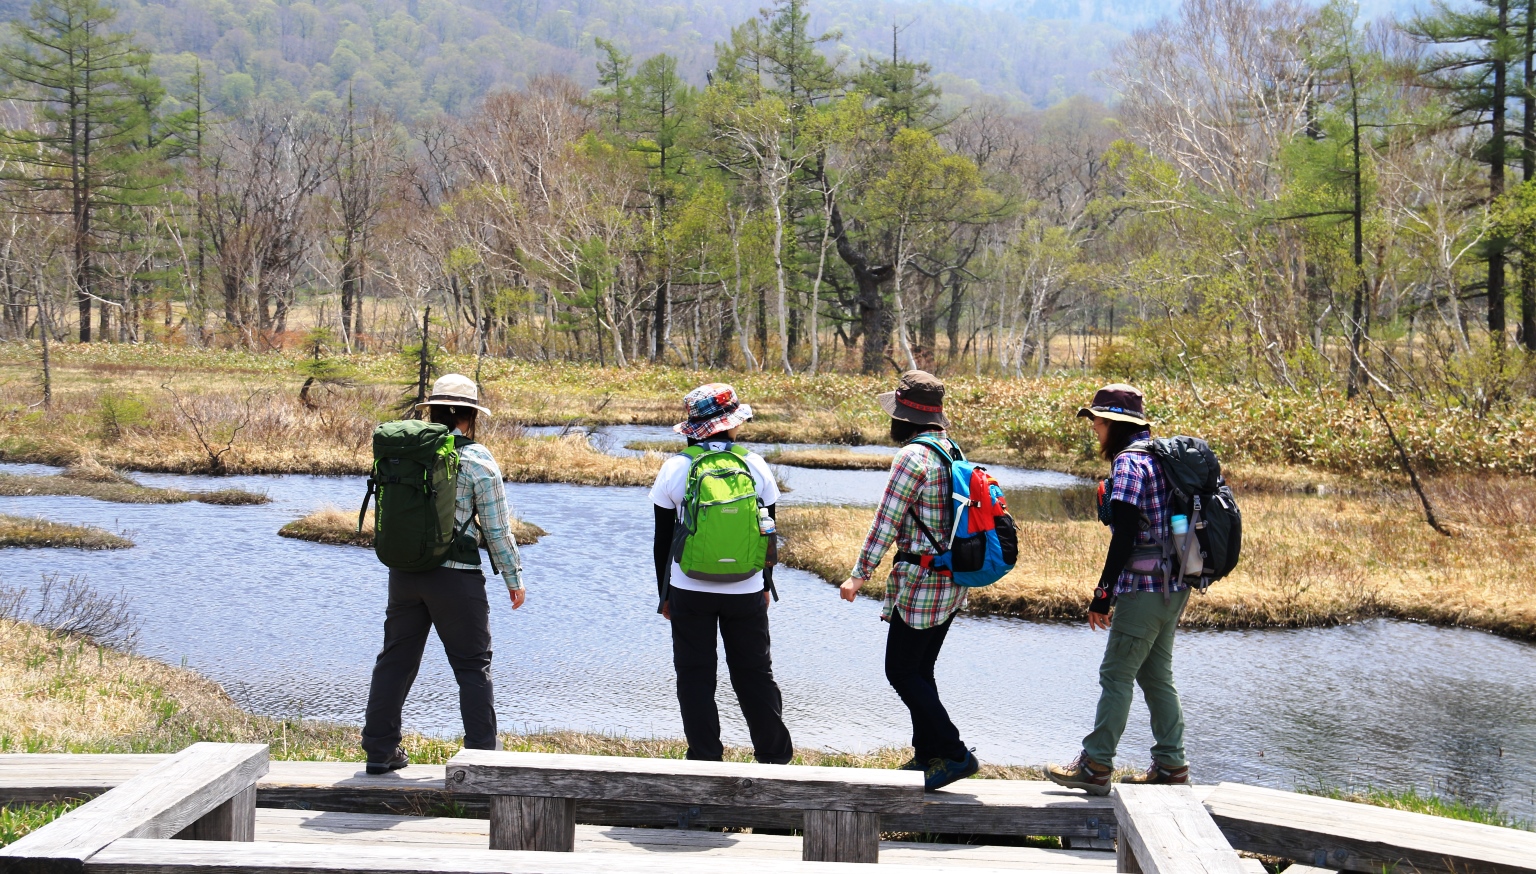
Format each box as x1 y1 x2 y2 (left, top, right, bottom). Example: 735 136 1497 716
497 436 664 486
778 477 1536 640
0 457 268 506
280 506 546 547
762 448 895 470
0 516 131 550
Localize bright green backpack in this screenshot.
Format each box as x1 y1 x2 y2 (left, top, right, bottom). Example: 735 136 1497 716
358 420 473 572
670 444 768 582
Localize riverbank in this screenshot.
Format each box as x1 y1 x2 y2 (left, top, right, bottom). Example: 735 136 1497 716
777 475 1536 641
280 506 547 547
3 345 1534 478
0 459 268 505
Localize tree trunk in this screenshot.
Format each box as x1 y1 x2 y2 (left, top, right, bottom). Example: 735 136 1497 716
1490 0 1510 344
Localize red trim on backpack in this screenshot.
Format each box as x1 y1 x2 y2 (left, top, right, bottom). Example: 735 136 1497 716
968 470 998 534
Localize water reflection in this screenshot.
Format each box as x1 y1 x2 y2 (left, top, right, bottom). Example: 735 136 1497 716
0 462 1532 820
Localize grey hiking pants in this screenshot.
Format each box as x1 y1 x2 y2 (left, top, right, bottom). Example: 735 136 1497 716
361 566 497 760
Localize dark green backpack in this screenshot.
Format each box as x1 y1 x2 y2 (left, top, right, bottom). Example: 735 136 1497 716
358 420 472 572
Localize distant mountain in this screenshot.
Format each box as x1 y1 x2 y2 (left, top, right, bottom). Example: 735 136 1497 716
0 0 1430 117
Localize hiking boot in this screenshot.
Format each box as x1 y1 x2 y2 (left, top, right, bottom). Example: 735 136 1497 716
1120 761 1190 785
924 749 981 791
365 746 409 776
1046 752 1112 796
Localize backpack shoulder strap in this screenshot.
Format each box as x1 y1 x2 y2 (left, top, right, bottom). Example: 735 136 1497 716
903 437 957 553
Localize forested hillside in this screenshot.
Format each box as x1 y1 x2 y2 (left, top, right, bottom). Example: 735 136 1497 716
102 0 1125 116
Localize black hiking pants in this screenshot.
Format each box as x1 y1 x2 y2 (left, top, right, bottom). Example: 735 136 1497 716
668 586 794 764
362 566 497 760
885 611 968 765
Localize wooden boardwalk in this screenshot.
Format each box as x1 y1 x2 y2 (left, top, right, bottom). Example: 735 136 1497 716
254 809 1116 871
1 747 1533 874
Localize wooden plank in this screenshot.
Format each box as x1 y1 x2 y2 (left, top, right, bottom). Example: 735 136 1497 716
251 809 1116 870
489 797 575 853
0 743 267 874
802 809 879 864
0 757 1113 838
85 838 1102 874
1111 785 1245 874
447 750 925 815
174 784 256 841
1204 782 1536 874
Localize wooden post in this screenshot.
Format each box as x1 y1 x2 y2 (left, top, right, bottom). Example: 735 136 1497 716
802 809 880 864
1116 830 1144 873
488 795 575 852
173 784 255 841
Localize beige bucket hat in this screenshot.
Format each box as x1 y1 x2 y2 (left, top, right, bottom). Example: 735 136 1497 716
415 373 492 417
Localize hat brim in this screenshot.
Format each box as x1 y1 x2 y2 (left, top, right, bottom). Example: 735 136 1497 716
674 404 753 440
879 391 949 428
417 399 493 418
1077 406 1147 426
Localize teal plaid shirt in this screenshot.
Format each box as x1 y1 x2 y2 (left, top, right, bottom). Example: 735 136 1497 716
442 439 524 590
852 432 967 629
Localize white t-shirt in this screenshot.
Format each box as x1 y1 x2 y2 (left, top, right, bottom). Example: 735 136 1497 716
649 441 781 595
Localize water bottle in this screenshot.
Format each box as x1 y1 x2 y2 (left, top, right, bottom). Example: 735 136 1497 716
1170 514 1202 577
759 507 776 536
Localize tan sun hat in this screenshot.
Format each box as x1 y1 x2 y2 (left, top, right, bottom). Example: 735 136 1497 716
415 373 492 417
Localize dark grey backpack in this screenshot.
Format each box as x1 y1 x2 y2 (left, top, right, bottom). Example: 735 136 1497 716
1124 436 1242 590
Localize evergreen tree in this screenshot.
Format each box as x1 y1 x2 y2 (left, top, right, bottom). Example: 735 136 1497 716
1409 0 1522 344
0 0 166 342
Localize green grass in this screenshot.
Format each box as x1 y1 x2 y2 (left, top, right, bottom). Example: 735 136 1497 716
0 800 82 847
1303 785 1532 831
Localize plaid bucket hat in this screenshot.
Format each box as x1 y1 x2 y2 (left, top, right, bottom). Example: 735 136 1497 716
674 383 753 440
1075 383 1148 426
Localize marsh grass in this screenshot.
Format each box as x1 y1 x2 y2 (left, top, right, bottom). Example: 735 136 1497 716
624 440 686 453
9 348 1534 479
0 515 131 550
777 478 1536 640
280 505 547 547
0 458 268 506
762 448 895 470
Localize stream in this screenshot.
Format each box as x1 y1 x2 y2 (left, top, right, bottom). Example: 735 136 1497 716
2 452 1533 821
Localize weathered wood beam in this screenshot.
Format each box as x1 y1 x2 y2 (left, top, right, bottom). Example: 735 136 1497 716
446 750 924 815
1112 785 1246 874
0 743 268 874
1205 782 1536 874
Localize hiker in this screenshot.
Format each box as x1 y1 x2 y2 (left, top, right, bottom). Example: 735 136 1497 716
651 383 793 764
1046 383 1189 796
839 370 981 791
360 373 525 775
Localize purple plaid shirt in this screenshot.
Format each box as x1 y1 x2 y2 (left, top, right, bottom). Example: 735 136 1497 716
1110 433 1184 596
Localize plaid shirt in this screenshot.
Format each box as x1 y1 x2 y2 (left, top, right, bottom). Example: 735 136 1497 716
1109 432 1183 596
852 432 966 629
442 439 524 590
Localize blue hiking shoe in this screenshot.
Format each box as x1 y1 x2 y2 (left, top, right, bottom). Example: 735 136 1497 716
924 749 980 791
897 756 924 771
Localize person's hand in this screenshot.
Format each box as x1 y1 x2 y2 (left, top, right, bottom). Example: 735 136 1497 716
1088 610 1112 631
661 600 672 620
508 588 526 610
763 591 771 609
839 577 864 602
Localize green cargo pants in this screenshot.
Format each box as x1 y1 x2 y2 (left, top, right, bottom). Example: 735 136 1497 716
1081 588 1189 768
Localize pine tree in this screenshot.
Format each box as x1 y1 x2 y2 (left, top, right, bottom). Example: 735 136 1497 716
1409 0 1522 344
0 0 165 342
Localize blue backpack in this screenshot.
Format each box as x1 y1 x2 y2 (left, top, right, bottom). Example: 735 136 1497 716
903 438 1019 588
